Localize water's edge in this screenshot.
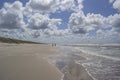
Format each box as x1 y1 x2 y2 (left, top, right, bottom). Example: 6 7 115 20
48 46 95 80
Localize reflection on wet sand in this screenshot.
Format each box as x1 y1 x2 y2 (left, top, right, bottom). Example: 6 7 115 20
49 47 94 80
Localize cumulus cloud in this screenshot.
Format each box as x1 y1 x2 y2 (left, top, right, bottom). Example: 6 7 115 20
102 14 120 33
44 28 70 36
26 0 59 13
0 1 25 30
108 14 120 29
28 13 49 29
96 29 120 43
74 0 84 11
23 6 32 17
109 0 120 11
26 0 84 13
29 28 71 38
28 13 62 30
31 31 41 38
69 11 86 33
59 0 76 11
113 0 120 11
69 11 108 34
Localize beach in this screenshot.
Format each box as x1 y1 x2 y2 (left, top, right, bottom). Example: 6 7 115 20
1 43 118 80
0 43 62 80
0 43 95 80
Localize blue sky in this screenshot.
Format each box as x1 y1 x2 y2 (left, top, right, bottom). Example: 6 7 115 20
83 0 118 16
0 0 120 44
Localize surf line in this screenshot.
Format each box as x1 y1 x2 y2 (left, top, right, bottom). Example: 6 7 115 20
75 47 120 61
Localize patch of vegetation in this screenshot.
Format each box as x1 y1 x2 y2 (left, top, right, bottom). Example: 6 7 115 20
0 37 40 44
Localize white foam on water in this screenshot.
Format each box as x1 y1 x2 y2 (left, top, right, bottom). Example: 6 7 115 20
55 46 120 80
75 60 98 80
60 75 64 80
75 47 120 61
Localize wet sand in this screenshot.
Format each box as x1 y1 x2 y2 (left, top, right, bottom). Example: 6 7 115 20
0 43 62 80
49 46 94 80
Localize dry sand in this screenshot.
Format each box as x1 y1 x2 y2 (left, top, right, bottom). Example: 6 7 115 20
0 43 62 80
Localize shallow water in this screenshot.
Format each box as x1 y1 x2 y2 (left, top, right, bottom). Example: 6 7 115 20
49 45 120 80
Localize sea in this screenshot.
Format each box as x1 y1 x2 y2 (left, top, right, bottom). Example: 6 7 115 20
49 44 120 80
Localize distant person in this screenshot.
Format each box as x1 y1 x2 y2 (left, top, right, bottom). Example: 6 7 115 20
52 43 56 46
55 43 56 46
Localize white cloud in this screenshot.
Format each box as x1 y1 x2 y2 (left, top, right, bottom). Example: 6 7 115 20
108 14 120 31
23 6 32 17
86 13 107 27
96 29 120 43
69 11 86 34
69 11 108 34
28 13 62 30
113 0 120 11
59 0 75 11
96 29 105 35
59 0 84 12
26 0 59 13
109 0 120 11
26 12 71 37
69 10 120 36
31 30 41 38
28 13 50 29
44 28 71 36
26 0 84 13
75 0 84 11
0 1 25 30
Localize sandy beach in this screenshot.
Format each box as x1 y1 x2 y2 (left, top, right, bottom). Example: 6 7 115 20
0 43 96 80
0 43 62 80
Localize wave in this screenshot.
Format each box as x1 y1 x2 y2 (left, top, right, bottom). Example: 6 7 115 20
75 47 120 61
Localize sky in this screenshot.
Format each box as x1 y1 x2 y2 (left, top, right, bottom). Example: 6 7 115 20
0 0 120 44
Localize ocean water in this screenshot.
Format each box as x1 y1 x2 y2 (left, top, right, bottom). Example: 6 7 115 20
49 45 120 80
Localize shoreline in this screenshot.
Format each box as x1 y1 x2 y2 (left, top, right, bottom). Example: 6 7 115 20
48 46 94 80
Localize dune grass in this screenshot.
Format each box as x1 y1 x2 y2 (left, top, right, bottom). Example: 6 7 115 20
0 37 40 44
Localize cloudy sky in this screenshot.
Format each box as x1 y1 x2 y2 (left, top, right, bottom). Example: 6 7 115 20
0 0 120 44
